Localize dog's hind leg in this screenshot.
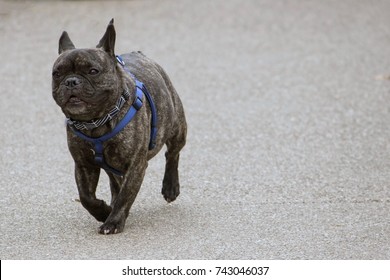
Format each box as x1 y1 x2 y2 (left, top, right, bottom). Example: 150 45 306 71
162 121 187 203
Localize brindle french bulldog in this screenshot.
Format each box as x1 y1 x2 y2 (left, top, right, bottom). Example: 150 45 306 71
52 19 187 234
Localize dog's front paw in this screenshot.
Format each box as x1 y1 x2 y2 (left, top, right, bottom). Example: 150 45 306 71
98 221 124 235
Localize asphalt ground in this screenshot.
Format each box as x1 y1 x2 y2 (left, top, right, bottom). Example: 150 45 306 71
0 0 390 259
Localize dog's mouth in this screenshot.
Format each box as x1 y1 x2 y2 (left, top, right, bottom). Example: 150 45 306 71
67 95 86 105
62 95 93 120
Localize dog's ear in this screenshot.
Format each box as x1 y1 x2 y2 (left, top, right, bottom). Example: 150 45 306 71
96 18 116 57
59 31 76 54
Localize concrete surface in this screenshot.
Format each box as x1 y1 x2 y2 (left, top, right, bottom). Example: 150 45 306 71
0 0 390 259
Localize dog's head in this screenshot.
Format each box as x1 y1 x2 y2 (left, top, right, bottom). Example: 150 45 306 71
52 19 123 121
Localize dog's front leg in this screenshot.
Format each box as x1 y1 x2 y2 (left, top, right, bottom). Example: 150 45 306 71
99 160 147 235
75 164 112 222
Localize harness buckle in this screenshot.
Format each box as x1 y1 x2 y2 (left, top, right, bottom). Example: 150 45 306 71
133 95 143 110
94 153 104 165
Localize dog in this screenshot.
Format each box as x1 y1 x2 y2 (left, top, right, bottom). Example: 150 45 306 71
52 19 187 234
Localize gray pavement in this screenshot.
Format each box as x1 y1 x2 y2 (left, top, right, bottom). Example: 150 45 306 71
1 0 390 259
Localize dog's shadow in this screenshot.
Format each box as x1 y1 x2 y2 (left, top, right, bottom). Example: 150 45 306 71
128 201 190 232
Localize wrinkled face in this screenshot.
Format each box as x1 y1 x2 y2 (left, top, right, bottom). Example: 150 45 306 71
52 49 119 121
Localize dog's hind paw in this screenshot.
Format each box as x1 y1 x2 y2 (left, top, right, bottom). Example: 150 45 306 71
162 184 180 203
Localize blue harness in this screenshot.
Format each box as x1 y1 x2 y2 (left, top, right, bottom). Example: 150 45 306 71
68 55 158 176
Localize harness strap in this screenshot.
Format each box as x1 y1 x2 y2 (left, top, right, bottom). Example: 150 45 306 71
135 80 158 150
118 55 158 150
69 85 144 176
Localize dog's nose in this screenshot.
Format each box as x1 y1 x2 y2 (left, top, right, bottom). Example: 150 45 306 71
64 77 82 89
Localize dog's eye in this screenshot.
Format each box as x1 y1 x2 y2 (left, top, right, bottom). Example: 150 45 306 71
89 68 99 75
52 71 60 78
